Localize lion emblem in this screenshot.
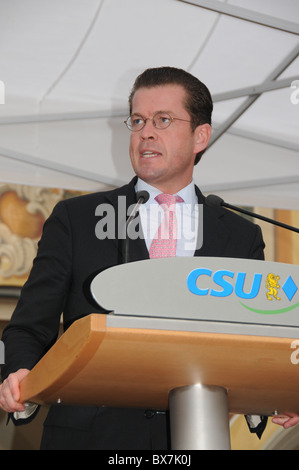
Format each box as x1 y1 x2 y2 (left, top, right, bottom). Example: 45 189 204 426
266 273 281 301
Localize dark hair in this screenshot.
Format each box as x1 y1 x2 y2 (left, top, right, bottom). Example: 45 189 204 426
129 66 213 164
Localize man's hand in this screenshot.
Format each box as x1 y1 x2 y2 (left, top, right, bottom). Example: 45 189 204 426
272 413 299 429
0 369 30 413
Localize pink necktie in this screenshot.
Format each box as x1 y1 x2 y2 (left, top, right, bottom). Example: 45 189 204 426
149 193 184 258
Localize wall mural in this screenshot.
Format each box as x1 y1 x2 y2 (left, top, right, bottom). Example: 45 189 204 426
0 183 82 294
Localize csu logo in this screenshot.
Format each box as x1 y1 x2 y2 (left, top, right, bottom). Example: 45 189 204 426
187 268 299 314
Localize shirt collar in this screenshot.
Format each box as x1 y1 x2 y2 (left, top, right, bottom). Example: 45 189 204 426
135 178 197 212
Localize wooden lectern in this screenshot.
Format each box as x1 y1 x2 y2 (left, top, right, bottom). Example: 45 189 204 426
19 258 299 450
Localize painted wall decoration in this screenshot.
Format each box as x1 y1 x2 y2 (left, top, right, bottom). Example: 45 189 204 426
0 183 82 290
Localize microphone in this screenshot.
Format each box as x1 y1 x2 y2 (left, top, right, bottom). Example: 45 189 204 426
124 190 150 263
135 190 150 205
206 194 299 233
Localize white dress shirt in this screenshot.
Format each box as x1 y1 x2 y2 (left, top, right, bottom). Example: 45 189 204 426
135 178 199 257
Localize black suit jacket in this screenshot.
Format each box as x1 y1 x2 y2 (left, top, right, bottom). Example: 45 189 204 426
1 177 265 447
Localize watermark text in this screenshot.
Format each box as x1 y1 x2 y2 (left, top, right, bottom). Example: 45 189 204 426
0 341 4 364
290 339 299 364
290 80 299 105
0 80 5 104
95 197 203 251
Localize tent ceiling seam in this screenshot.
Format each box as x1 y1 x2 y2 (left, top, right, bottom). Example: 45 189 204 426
0 145 124 187
0 109 127 125
220 127 299 154
38 0 105 106
187 0 227 72
201 175 299 193
177 0 299 35
208 44 299 146
212 75 299 102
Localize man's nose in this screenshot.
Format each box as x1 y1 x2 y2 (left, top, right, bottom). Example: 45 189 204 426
140 119 157 140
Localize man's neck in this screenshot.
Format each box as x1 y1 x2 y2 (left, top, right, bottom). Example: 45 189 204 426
136 178 193 195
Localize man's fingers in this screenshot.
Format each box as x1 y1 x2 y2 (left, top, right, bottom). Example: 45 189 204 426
272 414 299 429
272 416 289 426
0 383 25 412
0 369 30 413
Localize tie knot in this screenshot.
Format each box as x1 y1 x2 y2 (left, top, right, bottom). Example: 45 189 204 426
155 193 183 208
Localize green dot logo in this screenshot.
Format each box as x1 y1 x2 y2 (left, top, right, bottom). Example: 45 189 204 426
240 274 298 315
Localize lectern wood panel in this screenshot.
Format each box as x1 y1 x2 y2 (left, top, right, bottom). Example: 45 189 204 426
19 314 299 416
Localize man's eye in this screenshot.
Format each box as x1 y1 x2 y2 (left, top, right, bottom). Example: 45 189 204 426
132 117 144 126
157 115 171 126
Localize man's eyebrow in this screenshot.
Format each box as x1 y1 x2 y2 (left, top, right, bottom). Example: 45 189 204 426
131 110 174 116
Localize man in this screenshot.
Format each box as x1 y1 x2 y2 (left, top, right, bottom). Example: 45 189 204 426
0 67 298 449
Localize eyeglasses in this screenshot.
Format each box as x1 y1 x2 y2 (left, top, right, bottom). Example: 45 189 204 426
124 111 192 132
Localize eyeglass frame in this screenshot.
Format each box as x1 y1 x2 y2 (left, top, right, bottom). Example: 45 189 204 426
124 111 192 132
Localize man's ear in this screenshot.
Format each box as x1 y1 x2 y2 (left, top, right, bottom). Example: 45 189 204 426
194 124 212 153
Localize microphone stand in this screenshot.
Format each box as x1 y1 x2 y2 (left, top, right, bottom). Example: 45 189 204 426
124 191 150 263
206 195 299 233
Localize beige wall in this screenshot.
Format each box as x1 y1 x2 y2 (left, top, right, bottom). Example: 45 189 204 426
231 208 299 449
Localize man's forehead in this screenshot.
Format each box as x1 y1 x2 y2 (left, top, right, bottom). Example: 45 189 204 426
131 84 187 114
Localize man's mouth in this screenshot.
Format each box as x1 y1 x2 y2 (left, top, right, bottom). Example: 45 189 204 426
141 151 161 158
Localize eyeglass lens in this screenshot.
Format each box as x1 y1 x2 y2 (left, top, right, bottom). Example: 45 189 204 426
127 112 172 131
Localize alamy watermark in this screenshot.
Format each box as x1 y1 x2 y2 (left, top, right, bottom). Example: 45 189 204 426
290 80 299 105
290 340 299 365
95 197 203 251
0 341 4 364
0 80 5 104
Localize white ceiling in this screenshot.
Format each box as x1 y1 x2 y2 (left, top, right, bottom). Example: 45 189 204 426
0 0 298 209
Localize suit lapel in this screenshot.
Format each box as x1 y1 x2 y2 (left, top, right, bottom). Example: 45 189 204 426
105 177 149 263
194 185 231 257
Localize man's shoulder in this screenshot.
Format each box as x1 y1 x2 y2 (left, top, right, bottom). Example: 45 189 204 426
57 178 137 210
195 186 257 232
205 201 260 237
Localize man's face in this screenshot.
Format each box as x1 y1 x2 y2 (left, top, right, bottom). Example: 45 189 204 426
129 84 210 194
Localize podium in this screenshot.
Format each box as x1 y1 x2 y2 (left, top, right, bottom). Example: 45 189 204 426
19 258 299 450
